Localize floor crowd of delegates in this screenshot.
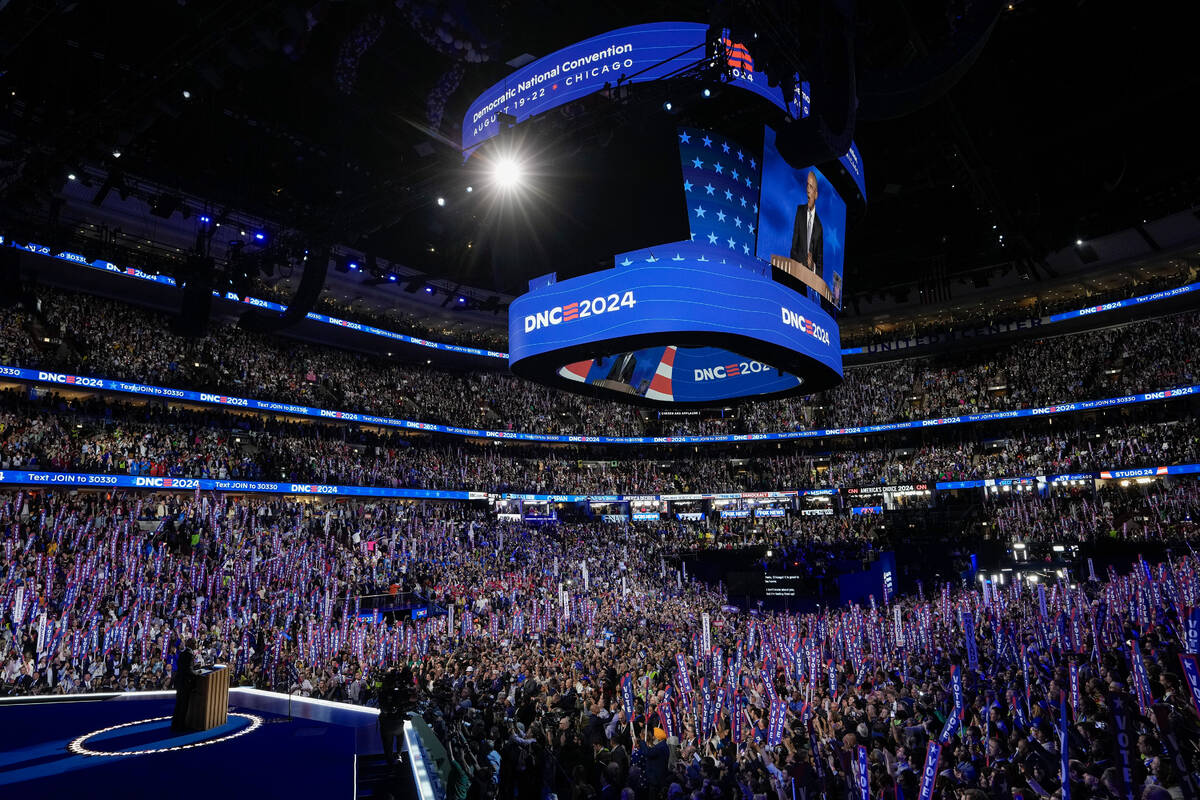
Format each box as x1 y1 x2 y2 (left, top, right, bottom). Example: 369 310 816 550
4 286 1198 437
1 384 1197 495
5 487 1200 800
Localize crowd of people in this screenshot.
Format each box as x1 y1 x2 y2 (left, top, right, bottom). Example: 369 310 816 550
55 226 1197 355
839 265 1195 349
249 275 509 352
2 382 1197 496
4 486 1200 800
985 480 1200 545
4 277 1200 800
4 286 1198 438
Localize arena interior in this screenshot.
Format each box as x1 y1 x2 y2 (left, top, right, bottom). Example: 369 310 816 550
1 3 1199 800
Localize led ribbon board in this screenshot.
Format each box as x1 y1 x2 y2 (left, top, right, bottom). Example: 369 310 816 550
507 254 842 405
3 364 1195 443
15 238 1195 360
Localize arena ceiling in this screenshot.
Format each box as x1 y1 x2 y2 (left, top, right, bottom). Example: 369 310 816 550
0 0 1196 299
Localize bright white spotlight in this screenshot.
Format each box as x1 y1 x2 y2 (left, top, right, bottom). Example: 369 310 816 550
492 157 524 190
436 196 446 207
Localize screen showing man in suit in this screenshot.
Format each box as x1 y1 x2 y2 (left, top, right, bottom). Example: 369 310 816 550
755 127 846 309
790 171 823 276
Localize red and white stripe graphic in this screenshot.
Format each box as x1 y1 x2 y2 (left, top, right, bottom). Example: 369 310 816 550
558 360 594 383
644 346 677 402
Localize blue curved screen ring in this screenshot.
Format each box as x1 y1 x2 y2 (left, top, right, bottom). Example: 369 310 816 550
507 256 844 405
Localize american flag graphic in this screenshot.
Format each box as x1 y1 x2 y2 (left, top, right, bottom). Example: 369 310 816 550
723 37 753 72
620 126 762 265
679 126 761 257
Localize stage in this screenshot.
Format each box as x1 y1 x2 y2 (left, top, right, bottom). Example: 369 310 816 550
0 688 422 799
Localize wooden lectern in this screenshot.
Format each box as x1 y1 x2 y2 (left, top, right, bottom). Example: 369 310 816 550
770 255 836 305
185 666 230 731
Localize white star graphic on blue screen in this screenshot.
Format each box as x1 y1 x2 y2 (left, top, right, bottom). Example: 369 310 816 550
694 205 706 218
705 183 715 195
690 232 696 241
744 177 752 187
679 131 691 143
749 158 756 168
739 197 747 207
721 141 730 153
748 225 754 235
731 170 739 181
737 150 744 161
733 217 742 228
672 253 685 261
645 255 658 262
620 258 633 266
683 180 693 192
715 210 726 222
713 163 724 174
743 244 750 254
707 232 719 244
727 237 736 249
692 157 703 169
697 255 708 262
724 189 733 201
702 135 712 147
753 204 758 214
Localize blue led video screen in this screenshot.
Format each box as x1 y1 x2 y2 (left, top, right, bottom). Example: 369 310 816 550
756 127 848 309
558 346 801 403
462 22 817 156
508 121 847 404
679 127 762 256
463 23 709 155
614 125 763 263
717 28 809 120
513 253 840 403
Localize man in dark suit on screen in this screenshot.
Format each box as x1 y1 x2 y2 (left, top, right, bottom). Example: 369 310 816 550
171 638 198 731
789 170 823 278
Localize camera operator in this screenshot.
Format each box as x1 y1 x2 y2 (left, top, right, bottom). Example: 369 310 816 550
379 664 417 765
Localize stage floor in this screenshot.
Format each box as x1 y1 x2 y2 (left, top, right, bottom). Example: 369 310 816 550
0 689 387 799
